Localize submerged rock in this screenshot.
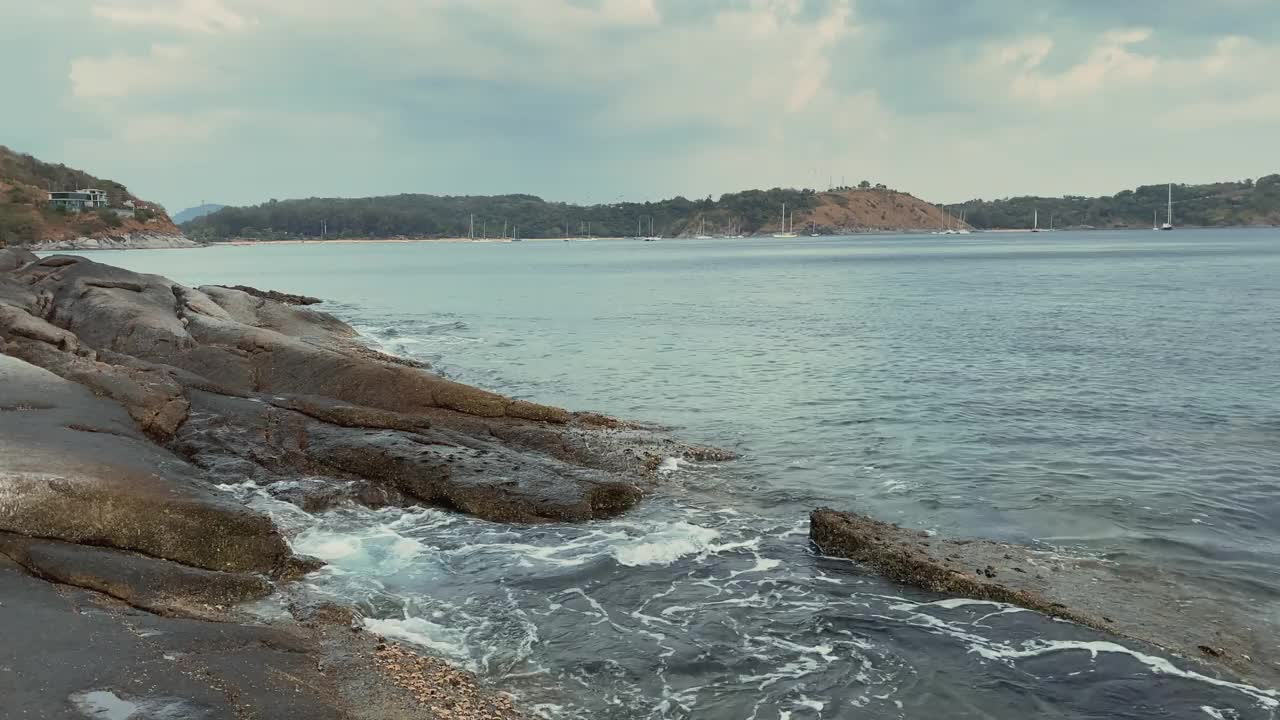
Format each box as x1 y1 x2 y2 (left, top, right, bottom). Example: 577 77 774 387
810 507 1278 686
215 283 323 306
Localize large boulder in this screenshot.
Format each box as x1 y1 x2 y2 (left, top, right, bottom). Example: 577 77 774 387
0 354 289 573
0 254 725 526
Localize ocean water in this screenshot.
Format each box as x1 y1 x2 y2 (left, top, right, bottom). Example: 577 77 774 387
73 231 1280 718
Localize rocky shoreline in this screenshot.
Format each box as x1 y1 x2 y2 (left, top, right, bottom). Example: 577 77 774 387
0 247 1271 716
0 247 726 717
28 232 204 251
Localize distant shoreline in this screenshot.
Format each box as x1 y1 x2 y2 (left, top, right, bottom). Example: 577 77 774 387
41 226 1271 253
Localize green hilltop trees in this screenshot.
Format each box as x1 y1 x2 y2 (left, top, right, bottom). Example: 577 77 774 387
181 188 825 240
955 175 1280 229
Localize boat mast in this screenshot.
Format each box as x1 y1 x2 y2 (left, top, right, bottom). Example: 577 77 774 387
1167 183 1173 226
781 203 786 233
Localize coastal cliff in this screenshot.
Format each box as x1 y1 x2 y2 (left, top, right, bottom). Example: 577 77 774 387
0 247 725 717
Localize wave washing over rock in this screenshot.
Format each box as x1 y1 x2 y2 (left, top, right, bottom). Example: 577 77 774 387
29 231 203 251
0 247 727 718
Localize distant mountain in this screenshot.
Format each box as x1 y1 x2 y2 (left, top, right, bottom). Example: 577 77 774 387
956 175 1280 230
0 145 181 246
181 186 961 241
174 203 227 225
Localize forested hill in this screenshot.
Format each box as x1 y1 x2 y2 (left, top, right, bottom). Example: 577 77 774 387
956 175 1280 229
181 186 958 240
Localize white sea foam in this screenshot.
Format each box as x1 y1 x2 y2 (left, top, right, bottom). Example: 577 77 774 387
363 616 473 666
975 641 1279 709
924 598 1010 610
293 525 427 575
796 696 825 712
612 522 721 567
728 556 783 578
657 456 684 474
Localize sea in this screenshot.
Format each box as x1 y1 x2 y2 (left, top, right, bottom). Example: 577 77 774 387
70 230 1280 719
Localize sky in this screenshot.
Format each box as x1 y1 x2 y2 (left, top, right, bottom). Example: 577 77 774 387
3 0 1279 213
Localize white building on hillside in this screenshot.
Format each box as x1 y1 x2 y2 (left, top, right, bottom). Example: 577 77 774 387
47 189 109 212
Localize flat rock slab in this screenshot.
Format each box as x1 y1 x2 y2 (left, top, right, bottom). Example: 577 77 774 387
0 556 524 720
0 556 313 720
810 507 1280 687
0 354 289 573
0 533 272 617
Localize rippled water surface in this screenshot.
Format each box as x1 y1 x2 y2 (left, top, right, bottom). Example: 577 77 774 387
85 231 1280 718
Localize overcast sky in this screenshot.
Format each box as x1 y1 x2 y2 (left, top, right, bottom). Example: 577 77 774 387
4 0 1279 212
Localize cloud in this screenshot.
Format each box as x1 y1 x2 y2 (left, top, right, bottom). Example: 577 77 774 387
92 0 250 34
6 0 1278 212
69 44 198 100
983 28 1158 105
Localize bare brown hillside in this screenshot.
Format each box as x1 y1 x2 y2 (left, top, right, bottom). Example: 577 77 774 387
790 189 967 234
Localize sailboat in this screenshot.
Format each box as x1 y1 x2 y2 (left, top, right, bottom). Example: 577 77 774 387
643 216 660 242
773 203 798 238
695 217 712 240
943 208 958 235
1161 183 1174 230
957 210 971 234
1030 209 1042 233
724 217 744 239
809 219 819 237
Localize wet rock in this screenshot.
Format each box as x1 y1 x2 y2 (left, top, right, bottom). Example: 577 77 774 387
280 553 327 581
1 254 718 527
0 355 289 574
290 599 363 628
214 284 323 306
810 507 1279 687
0 533 272 617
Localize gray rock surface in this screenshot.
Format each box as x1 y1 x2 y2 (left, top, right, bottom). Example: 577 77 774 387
811 507 1279 687
0 247 731 717
29 232 202 251
0 354 289 574
0 250 721 528
0 554 517 719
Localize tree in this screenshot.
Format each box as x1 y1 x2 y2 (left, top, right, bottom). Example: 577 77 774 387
96 208 123 229
858 180 871 189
